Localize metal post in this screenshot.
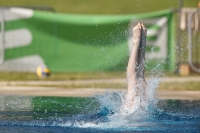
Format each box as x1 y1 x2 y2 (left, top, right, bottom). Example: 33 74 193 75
175 0 183 74
0 9 4 65
188 9 200 73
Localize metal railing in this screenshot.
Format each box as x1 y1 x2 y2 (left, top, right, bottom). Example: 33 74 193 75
188 9 200 73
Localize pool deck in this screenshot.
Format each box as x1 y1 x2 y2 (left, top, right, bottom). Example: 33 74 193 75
0 76 200 100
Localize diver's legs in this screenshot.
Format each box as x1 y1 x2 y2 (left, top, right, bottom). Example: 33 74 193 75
125 23 147 109
137 24 147 80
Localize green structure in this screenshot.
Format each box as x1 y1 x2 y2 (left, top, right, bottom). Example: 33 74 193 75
0 8 175 72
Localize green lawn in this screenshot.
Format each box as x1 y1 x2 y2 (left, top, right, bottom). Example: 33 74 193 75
16 82 200 91
0 0 198 14
1 72 200 91
1 71 199 81
0 71 126 81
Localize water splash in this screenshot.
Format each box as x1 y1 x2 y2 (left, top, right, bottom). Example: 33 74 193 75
95 77 160 117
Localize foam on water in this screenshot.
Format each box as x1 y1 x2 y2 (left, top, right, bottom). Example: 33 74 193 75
95 77 160 116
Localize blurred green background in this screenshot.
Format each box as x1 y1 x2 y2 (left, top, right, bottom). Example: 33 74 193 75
0 0 198 14
0 0 200 92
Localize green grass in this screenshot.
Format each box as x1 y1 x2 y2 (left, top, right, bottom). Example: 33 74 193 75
0 71 126 81
1 71 200 81
0 0 198 14
13 83 128 89
0 71 200 79
159 82 200 91
8 79 200 91
1 71 200 91
1 72 200 91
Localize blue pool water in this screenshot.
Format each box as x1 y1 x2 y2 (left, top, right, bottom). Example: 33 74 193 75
0 93 200 133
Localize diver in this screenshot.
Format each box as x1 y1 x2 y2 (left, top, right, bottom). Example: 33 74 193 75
123 23 147 111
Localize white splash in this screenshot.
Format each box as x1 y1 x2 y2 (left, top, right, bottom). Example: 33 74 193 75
95 77 160 116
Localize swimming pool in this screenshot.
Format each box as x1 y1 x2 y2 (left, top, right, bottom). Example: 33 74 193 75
0 94 199 133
